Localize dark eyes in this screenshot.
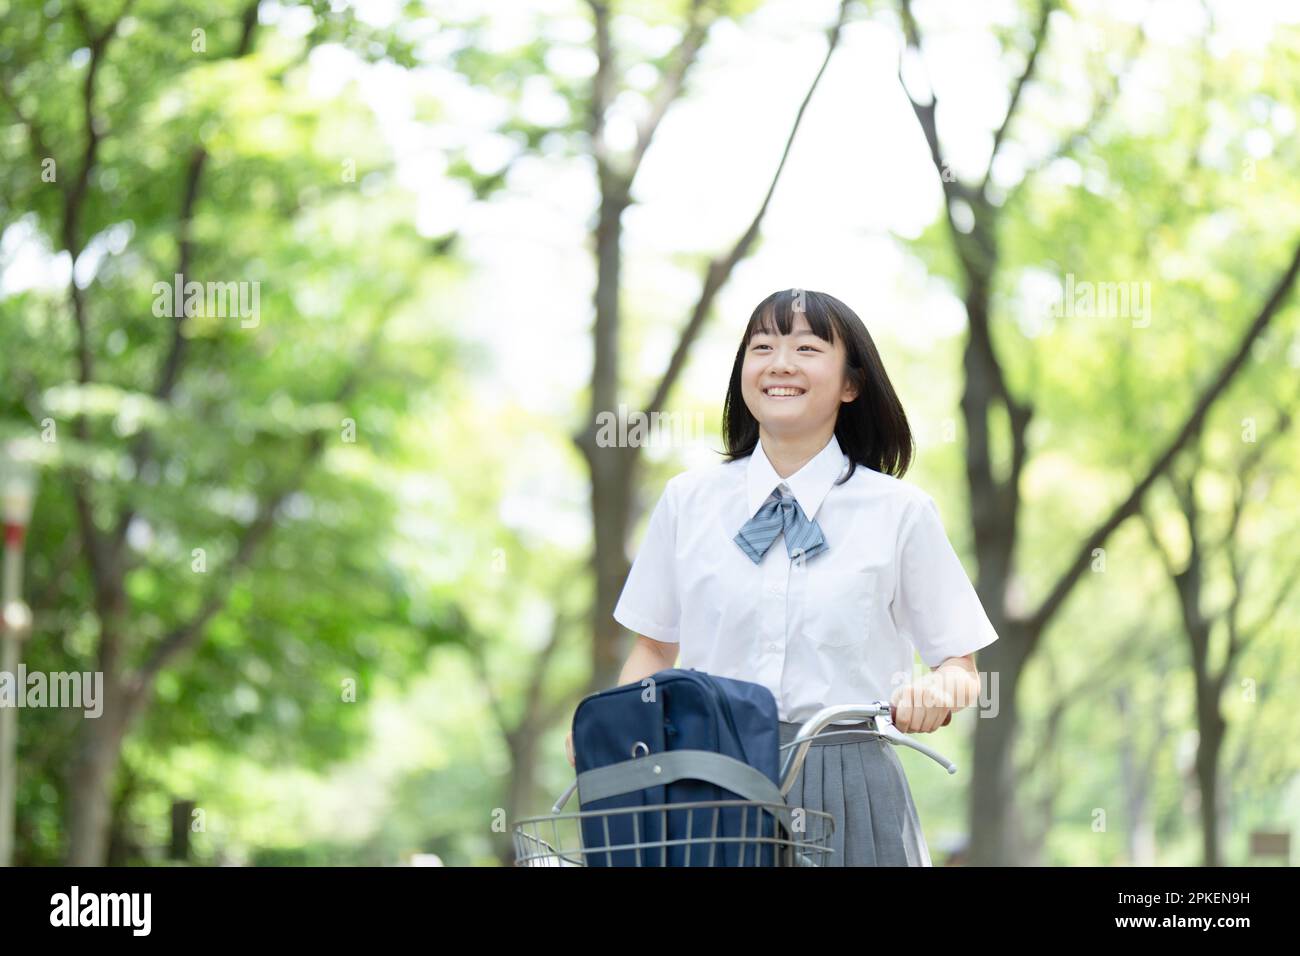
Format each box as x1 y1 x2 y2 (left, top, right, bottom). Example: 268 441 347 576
750 343 818 351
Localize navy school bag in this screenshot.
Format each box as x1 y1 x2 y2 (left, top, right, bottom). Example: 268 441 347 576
571 668 791 866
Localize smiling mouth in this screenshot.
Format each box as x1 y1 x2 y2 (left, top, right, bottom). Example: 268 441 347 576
763 386 806 398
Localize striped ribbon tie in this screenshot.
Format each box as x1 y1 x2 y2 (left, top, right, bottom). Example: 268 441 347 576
733 486 828 564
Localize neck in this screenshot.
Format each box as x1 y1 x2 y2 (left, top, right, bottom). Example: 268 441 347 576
759 423 833 479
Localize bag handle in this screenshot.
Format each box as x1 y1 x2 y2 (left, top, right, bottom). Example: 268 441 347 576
575 749 794 832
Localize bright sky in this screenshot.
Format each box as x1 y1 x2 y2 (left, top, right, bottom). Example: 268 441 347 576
320 0 1293 470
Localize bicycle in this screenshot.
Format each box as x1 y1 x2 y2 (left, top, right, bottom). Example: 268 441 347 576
511 700 957 866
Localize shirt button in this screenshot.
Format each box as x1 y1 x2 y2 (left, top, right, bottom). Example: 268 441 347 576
768 642 779 652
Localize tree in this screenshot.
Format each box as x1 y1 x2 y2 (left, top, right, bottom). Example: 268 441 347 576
888 0 1300 862
1 0 446 864
1139 399 1300 864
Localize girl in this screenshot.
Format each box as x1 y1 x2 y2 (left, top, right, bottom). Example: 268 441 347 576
570 288 999 866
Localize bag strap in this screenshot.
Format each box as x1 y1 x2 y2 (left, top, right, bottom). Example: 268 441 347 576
576 750 793 832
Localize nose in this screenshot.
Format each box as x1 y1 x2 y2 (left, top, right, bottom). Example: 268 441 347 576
770 342 798 372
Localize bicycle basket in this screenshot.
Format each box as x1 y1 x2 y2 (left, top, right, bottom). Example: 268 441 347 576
512 798 834 867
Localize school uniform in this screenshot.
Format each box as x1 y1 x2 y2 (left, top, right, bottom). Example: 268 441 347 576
612 431 999 866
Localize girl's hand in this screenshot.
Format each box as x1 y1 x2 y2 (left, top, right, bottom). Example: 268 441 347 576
890 677 955 734
565 730 576 768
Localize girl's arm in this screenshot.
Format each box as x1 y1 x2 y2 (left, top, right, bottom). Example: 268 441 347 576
891 653 982 734
618 634 679 685
930 653 982 709
566 635 679 767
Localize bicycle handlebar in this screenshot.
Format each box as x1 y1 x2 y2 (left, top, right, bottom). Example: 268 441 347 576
777 702 957 796
551 700 958 812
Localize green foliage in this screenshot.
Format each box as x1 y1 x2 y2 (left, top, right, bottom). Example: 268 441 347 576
1 0 464 864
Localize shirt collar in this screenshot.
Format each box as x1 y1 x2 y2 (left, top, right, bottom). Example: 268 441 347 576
745 432 847 519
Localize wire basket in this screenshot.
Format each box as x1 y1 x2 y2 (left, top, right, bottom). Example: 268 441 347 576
512 699 959 868
513 798 834 867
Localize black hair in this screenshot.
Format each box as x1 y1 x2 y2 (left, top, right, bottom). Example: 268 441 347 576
720 288 913 482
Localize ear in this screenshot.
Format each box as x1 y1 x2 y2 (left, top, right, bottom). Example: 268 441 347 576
841 373 859 403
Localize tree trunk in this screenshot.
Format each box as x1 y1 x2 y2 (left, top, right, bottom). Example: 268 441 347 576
589 446 635 692
1177 557 1226 867
1194 675 1226 866
967 623 1029 864
583 173 636 694
64 682 130 866
959 265 1035 866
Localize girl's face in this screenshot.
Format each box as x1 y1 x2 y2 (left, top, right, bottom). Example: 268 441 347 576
741 311 858 438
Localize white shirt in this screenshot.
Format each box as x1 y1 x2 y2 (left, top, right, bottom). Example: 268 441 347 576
612 432 999 723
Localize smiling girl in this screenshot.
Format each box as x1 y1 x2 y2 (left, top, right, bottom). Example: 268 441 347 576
571 288 999 866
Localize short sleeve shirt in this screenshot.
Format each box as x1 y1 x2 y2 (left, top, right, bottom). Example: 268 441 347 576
611 432 998 723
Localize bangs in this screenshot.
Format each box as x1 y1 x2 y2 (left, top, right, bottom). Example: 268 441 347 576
744 289 838 345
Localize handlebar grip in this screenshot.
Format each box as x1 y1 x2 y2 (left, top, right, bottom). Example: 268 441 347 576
889 703 952 728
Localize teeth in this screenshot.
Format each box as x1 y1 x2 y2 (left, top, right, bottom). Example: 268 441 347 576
765 387 805 396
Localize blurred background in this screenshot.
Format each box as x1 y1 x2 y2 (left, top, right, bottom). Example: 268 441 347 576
1 0 1298 867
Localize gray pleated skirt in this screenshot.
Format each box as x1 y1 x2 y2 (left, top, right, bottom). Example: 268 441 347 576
778 719 932 866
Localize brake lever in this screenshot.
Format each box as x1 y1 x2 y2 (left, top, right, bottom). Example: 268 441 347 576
877 708 958 775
